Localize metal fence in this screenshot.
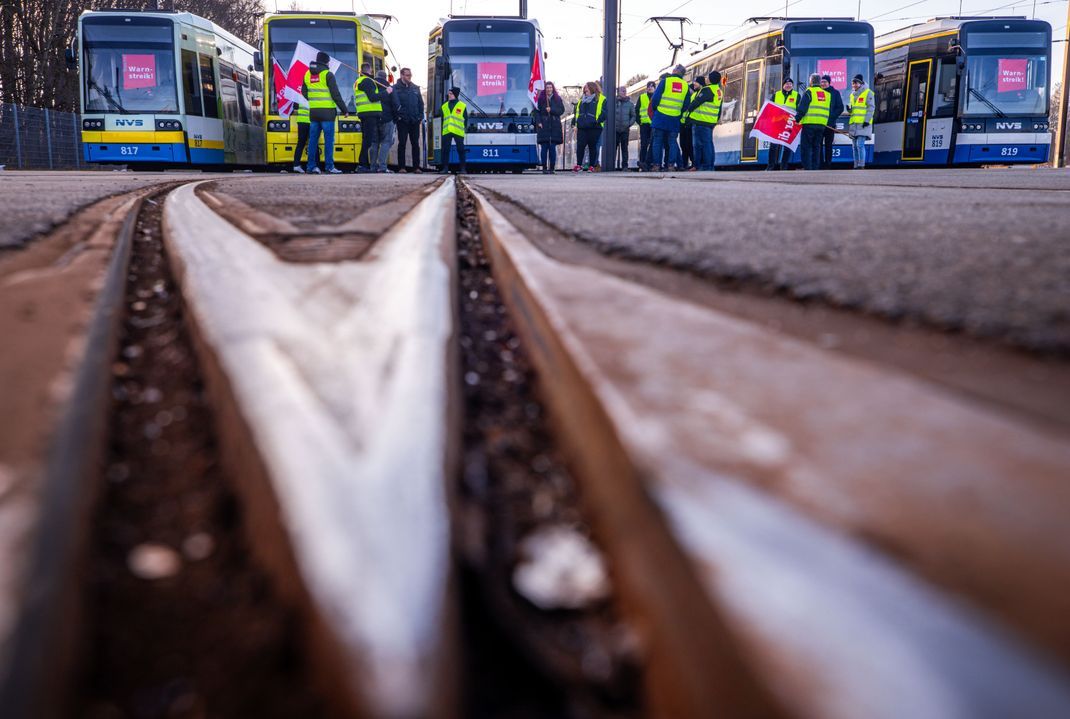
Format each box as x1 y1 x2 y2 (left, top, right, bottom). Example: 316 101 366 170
0 104 86 170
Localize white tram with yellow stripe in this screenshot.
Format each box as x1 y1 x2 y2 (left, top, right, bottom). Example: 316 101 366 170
76 9 264 167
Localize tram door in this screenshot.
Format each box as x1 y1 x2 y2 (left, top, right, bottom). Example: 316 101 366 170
741 60 763 161
902 59 932 161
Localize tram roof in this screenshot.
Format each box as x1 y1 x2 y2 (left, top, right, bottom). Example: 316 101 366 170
874 16 1049 52
432 16 542 35
80 9 255 54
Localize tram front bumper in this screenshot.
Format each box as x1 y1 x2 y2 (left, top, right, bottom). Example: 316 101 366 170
81 130 188 163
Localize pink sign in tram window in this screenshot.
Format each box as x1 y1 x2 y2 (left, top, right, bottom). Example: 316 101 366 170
817 58 848 89
477 62 507 96
998 58 1028 91
123 54 157 89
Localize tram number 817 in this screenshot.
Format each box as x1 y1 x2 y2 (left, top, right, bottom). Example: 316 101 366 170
119 146 139 156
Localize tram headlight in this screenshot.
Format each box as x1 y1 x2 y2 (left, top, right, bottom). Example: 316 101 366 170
338 120 361 133
82 118 104 130
960 121 984 132
267 120 291 132
155 119 183 131
1033 121 1049 131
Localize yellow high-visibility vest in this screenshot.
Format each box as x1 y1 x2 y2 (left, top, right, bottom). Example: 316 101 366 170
849 88 871 123
293 103 309 124
304 70 335 110
442 100 466 137
774 90 799 109
354 77 382 114
689 85 722 125
800 86 832 125
637 93 652 125
574 93 606 128
655 76 688 118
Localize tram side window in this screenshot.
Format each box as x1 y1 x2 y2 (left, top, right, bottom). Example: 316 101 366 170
721 70 743 123
182 49 203 116
219 61 239 123
199 54 220 119
874 70 904 123
931 57 958 117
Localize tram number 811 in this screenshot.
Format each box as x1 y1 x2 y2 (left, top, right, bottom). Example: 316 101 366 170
482 148 501 158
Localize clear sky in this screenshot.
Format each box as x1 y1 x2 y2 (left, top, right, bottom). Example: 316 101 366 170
278 0 1067 90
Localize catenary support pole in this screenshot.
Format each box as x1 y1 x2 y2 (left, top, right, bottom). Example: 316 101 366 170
1056 6 1070 168
602 0 619 170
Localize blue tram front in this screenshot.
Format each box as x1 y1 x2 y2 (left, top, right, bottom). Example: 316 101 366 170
873 17 1052 166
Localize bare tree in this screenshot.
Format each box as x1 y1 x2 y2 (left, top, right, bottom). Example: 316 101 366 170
0 0 265 111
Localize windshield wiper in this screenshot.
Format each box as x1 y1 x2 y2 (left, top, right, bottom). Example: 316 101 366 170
968 87 1006 118
441 50 491 116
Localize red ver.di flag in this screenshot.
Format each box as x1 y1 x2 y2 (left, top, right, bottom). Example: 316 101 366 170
750 100 802 152
123 54 156 89
528 32 545 105
478 62 507 96
817 58 847 89
998 58 1028 92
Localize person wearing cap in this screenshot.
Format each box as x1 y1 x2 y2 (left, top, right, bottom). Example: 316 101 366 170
637 81 656 171
372 69 396 173
649 64 692 171
766 77 798 171
819 74 846 169
613 86 636 171
439 86 467 174
794 73 830 171
354 61 393 173
686 71 722 171
847 74 875 169
302 51 348 174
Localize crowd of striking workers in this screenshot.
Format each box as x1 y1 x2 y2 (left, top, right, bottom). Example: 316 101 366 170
294 51 876 175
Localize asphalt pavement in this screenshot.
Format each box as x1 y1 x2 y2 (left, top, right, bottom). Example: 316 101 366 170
470 168 1070 352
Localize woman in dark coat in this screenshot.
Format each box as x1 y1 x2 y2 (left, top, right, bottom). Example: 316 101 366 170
534 82 565 174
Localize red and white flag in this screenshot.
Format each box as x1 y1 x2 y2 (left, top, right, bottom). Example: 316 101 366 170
749 100 803 152
274 40 342 117
528 32 545 105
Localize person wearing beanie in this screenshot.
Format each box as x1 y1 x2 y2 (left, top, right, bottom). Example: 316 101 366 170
637 80 656 170
819 74 846 169
847 74 875 169
301 50 348 174
371 69 396 173
685 71 722 171
354 61 393 173
794 73 829 170
439 86 467 174
649 64 692 171
766 76 798 170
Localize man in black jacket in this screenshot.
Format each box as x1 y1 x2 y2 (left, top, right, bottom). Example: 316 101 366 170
301 51 348 174
393 68 425 173
820 74 845 169
355 62 392 173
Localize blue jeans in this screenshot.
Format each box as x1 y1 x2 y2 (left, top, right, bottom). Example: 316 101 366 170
852 134 867 168
691 124 714 170
651 128 679 170
307 120 336 172
376 120 395 170
540 142 557 169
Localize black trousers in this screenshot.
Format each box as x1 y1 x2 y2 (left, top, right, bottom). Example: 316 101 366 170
680 124 693 168
767 142 792 170
639 124 652 168
358 113 381 168
396 119 421 170
576 128 600 166
800 125 824 170
441 133 466 171
293 122 309 166
822 126 836 169
615 130 630 169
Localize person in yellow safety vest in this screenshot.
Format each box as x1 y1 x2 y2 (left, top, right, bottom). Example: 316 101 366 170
766 77 798 171
572 81 606 172
439 86 467 174
302 51 349 174
354 61 393 173
794 73 831 171
291 102 310 174
649 64 692 171
686 70 722 171
637 80 656 171
679 77 703 171
847 74 875 169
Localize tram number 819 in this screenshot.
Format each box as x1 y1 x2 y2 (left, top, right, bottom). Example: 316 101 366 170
1000 147 1019 157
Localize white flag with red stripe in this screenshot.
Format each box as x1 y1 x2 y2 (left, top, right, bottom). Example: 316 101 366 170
274 40 342 117
528 33 545 106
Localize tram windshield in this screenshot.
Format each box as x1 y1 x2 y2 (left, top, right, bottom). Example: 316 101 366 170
961 33 1049 116
268 20 359 113
443 21 535 116
787 30 873 116
82 16 179 114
